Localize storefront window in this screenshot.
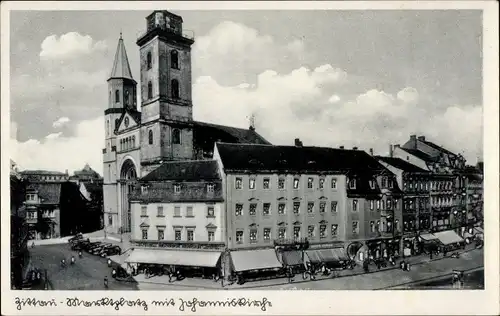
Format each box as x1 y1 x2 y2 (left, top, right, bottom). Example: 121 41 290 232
175 229 182 241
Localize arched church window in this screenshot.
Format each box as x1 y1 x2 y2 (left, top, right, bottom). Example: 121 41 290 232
148 129 153 145
147 51 152 70
106 120 110 135
172 128 181 144
132 136 136 148
171 50 179 69
115 90 120 103
125 90 130 105
171 79 179 99
148 81 153 99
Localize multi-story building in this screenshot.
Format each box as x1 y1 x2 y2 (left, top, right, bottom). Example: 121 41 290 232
102 10 270 235
463 164 483 228
376 154 430 257
127 160 225 278
24 183 62 240
214 141 401 274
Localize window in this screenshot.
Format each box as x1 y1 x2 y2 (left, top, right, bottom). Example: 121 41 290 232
403 182 408 191
263 178 270 189
293 178 300 189
175 229 182 241
208 231 215 242
278 178 285 190
157 206 164 217
147 81 153 99
377 220 381 232
108 215 113 226
307 177 314 189
207 206 215 217
207 183 215 193
369 180 375 189
170 50 179 69
263 203 271 216
158 229 164 240
236 230 244 243
278 227 286 239
115 90 120 103
331 224 338 236
293 226 301 239
370 200 374 210
142 229 148 240
249 203 257 216
319 178 325 189
249 229 257 243
352 221 359 234
382 177 387 188
174 206 181 217
381 200 385 210
293 202 300 214
319 202 326 213
307 226 315 238
349 179 356 189
174 184 181 193
263 228 271 241
235 204 243 216
148 129 153 145
172 128 181 144
331 201 338 213
388 220 394 232
331 178 337 189
387 199 392 209
235 177 242 189
444 218 449 225
278 203 286 215
307 202 315 214
377 200 381 210
187 230 194 241
249 178 256 190
147 51 152 69
320 225 327 239
370 221 375 233
352 199 358 211
171 79 179 98
141 206 147 217
186 206 193 217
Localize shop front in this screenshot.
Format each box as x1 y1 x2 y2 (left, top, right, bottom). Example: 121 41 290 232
278 250 305 274
385 238 400 258
305 247 350 270
419 233 439 254
402 236 419 257
365 240 383 260
125 248 222 279
230 248 284 283
433 230 465 252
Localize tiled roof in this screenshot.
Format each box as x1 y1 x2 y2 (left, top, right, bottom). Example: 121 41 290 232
376 156 430 173
141 160 221 182
193 121 271 155
399 147 439 163
420 139 457 157
216 143 386 175
27 183 62 204
21 170 66 175
131 181 223 203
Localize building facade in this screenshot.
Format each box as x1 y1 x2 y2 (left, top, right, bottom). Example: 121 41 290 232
24 183 62 240
10 169 29 289
103 10 269 235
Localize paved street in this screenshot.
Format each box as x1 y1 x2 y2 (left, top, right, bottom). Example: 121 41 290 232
30 243 139 290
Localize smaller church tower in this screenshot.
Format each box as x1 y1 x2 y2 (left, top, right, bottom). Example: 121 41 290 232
103 33 137 233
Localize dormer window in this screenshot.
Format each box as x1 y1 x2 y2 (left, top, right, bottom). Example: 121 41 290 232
141 185 148 194
174 184 181 193
349 179 356 189
207 183 215 193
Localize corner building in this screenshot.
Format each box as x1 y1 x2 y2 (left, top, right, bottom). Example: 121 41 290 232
103 10 269 234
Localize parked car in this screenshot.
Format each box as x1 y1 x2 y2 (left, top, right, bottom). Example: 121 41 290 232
86 242 102 253
68 233 84 243
90 243 111 255
99 245 122 257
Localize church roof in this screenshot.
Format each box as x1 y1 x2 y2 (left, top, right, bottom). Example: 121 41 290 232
109 34 135 82
141 160 220 182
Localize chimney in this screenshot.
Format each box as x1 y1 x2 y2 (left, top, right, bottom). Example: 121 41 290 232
353 147 358 150
410 135 417 149
339 146 344 149
417 136 425 141
369 148 374 156
294 138 303 147
389 145 393 157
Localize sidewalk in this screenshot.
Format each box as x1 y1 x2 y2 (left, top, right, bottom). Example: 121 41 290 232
131 245 483 290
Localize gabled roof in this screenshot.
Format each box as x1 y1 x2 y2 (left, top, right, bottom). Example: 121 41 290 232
216 143 386 175
141 160 221 182
399 147 439 163
193 121 270 149
109 35 135 82
420 139 457 157
21 170 66 175
115 108 141 132
376 156 430 173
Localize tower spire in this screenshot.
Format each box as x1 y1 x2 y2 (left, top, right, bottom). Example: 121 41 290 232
109 34 135 82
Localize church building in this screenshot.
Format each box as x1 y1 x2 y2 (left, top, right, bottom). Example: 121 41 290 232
103 10 270 234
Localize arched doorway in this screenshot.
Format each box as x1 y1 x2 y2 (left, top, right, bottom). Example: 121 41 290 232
120 159 137 233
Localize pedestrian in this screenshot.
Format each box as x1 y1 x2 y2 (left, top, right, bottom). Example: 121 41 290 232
36 270 41 281
78 251 83 258
107 258 112 267
406 262 411 271
400 260 405 270
288 266 294 283
112 268 117 279
104 276 108 289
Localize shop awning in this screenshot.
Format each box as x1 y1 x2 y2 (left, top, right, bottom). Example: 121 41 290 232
281 251 303 266
306 248 348 264
420 233 438 241
125 248 221 267
231 249 282 272
434 230 464 245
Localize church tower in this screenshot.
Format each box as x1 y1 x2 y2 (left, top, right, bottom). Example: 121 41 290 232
103 33 137 233
137 10 195 176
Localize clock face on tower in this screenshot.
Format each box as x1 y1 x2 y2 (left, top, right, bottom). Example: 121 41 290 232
124 117 129 128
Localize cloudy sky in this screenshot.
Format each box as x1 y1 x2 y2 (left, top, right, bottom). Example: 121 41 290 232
9 10 483 174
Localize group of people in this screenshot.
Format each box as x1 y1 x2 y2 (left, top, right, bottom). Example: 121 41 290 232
60 251 82 268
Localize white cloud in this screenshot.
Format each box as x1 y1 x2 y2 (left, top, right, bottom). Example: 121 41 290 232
328 95 341 103
397 87 420 105
40 32 107 60
10 117 104 174
52 117 70 128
